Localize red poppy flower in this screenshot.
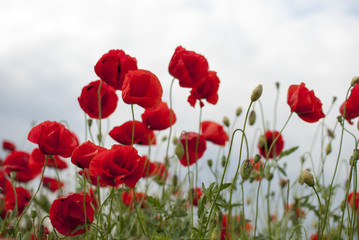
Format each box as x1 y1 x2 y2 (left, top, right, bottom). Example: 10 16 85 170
287 82 325 123
187 71 220 108
71 141 106 169
109 121 147 145
4 186 31 216
348 192 359 211
137 129 156 146
340 84 359 124
3 151 42 182
179 132 207 166
221 214 252 240
122 190 147 209
141 102 177 130
78 169 106 187
190 187 203 206
249 157 264 181
31 226 50 240
28 121 79 158
257 131 284 159
142 157 168 183
49 192 94 236
201 121 228 146
2 140 15 152
94 49 138 90
89 145 144 188
42 177 64 192
168 46 209 88
78 80 118 119
122 69 163 110
28 148 68 170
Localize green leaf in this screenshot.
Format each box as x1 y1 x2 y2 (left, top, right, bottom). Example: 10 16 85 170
277 165 287 176
279 146 299 158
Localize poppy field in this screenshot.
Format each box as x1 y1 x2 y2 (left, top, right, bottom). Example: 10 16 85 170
1 46 359 240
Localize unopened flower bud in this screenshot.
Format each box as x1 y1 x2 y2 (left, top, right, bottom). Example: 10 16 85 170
97 132 102 143
253 154 261 165
325 143 332 155
31 210 37 219
327 129 335 138
241 159 252 180
332 96 337 104
298 174 304 185
302 170 314 187
9 171 16 180
207 159 213 168
162 135 167 142
87 119 93 127
172 174 178 187
258 135 266 148
351 76 359 87
275 82 280 90
249 110 256 126
266 173 273 181
175 143 184 159
340 200 346 211
251 84 263 102
211 227 221 240
221 155 226 167
236 107 243 117
337 115 343 124
352 149 359 161
172 136 178 145
223 116 230 127
280 179 288 188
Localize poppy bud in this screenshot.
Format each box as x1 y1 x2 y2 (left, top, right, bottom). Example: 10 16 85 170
251 84 263 102
172 136 178 145
298 174 304 185
332 96 337 104
97 133 102 144
162 135 167 142
223 116 230 127
275 82 280 90
352 149 359 161
301 170 314 187
340 200 346 211
266 173 273 181
236 107 243 117
327 129 335 138
241 159 252 180
175 143 184 159
249 110 256 126
351 76 359 87
337 115 343 124
87 119 93 127
221 155 226 167
325 143 332 155
207 159 213 168
172 174 178 187
280 179 288 188
253 154 261 165
31 210 37 219
211 227 220 240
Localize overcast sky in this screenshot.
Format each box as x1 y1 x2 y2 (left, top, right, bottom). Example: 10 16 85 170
1 1 359 219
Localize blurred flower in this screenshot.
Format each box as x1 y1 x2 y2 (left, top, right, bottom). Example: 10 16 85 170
340 84 359 124
348 192 359 211
109 121 147 145
179 132 207 166
141 102 177 130
221 214 252 240
201 121 228 146
42 177 64 192
190 187 203 206
2 140 16 152
257 131 284 159
29 148 68 170
4 186 31 217
122 190 147 210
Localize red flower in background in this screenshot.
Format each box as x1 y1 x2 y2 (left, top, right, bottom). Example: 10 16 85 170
190 187 203 206
122 69 163 110
29 148 68 170
109 121 147 145
141 102 177 130
221 214 253 240
122 190 147 209
179 132 207 166
3 151 42 182
348 192 359 211
71 141 106 169
168 46 209 88
49 192 94 236
249 157 264 181
89 145 144 188
340 84 359 124
4 186 31 216
258 131 284 159
78 80 118 119
2 140 16 152
28 121 79 158
201 121 228 146
42 177 64 192
137 129 156 146
94 49 138 90
142 157 168 183
187 71 220 108
287 82 325 123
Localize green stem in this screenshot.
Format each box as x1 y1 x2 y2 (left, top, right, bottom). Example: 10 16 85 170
105 187 115 239
97 80 103 146
313 186 322 238
195 107 203 189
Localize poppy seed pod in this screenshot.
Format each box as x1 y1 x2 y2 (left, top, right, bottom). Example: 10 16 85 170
301 170 314 187
241 159 252 180
351 76 359 87
175 143 184 159
251 84 263 102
